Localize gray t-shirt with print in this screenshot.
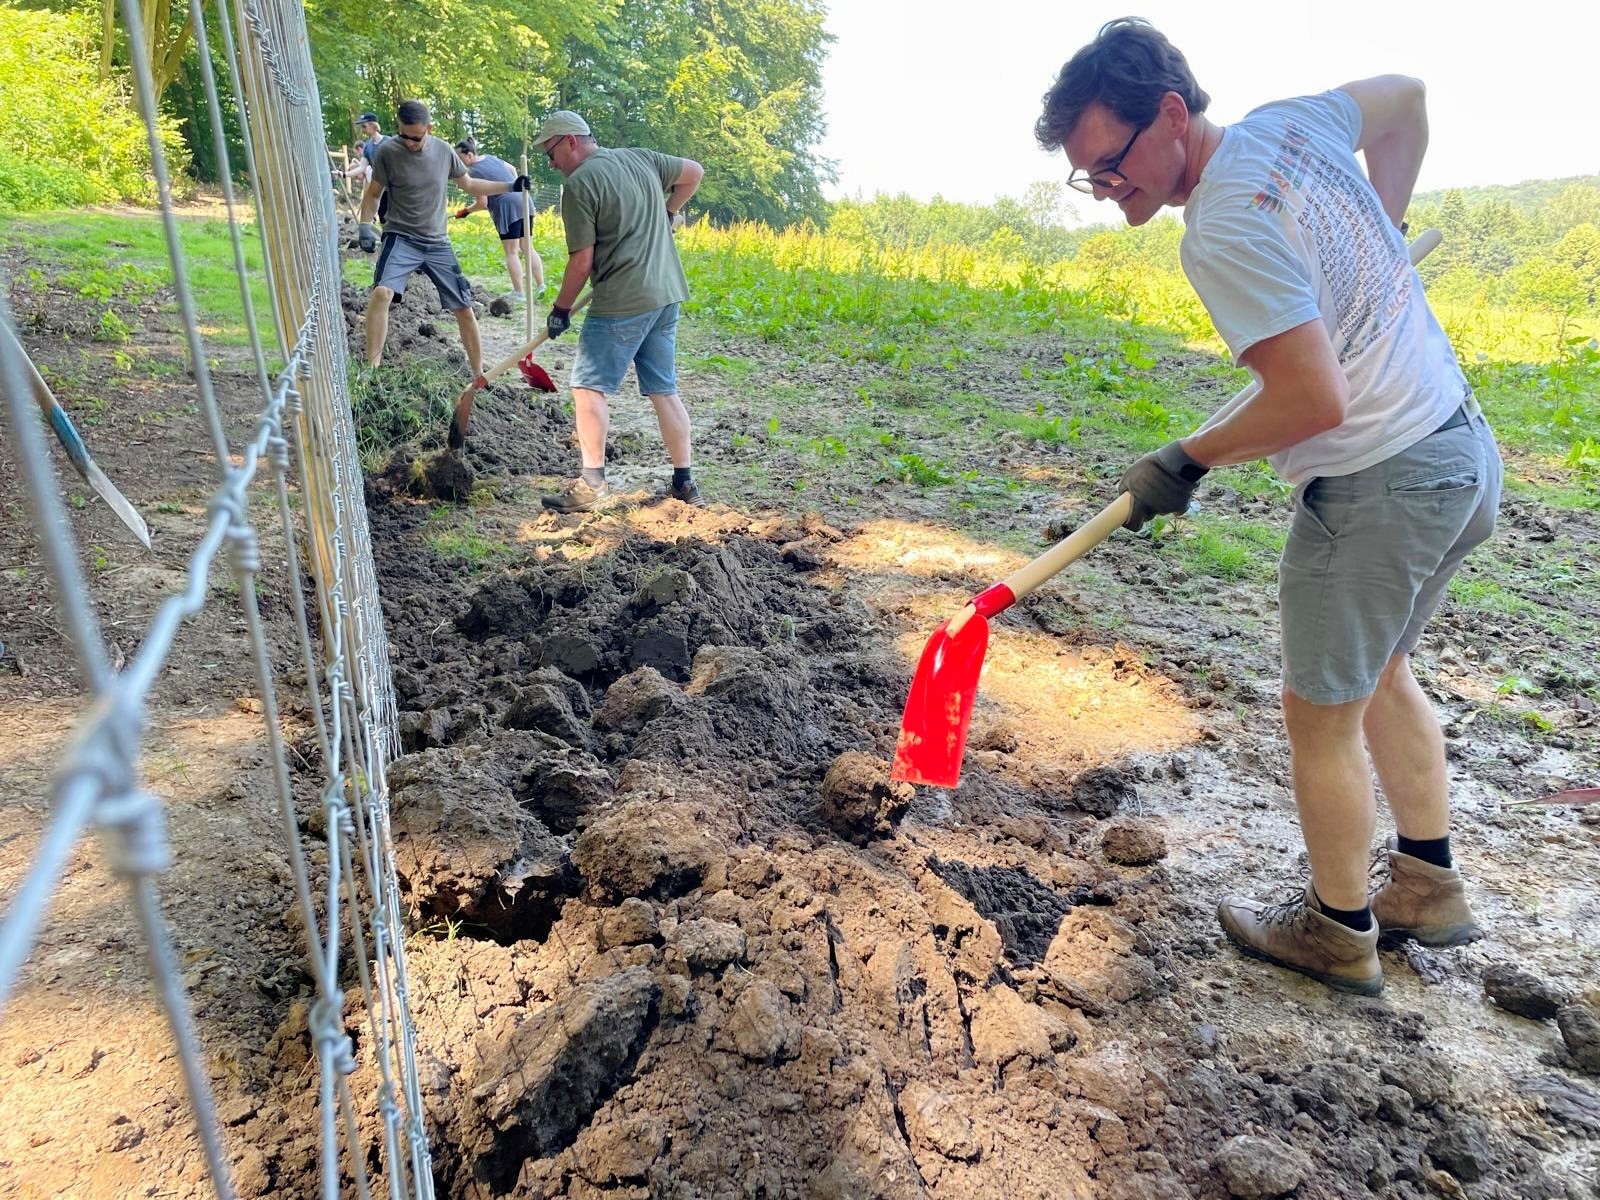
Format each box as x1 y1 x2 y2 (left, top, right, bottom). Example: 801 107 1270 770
372 135 466 244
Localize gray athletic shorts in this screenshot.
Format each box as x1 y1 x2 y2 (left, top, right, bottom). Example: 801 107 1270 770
373 231 473 312
1279 401 1502 704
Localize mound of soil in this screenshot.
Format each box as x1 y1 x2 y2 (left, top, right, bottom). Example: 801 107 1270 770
358 492 1593 1200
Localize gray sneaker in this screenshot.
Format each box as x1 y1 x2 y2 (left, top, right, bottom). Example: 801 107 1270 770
542 477 613 513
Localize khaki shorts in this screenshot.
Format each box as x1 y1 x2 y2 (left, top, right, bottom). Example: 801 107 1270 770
1278 403 1502 704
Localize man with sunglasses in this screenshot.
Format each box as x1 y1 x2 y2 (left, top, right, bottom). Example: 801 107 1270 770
1035 21 1500 995
530 109 705 512
357 100 530 377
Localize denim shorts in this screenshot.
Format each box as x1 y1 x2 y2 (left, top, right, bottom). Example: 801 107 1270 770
570 303 680 396
1279 403 1502 704
373 232 473 312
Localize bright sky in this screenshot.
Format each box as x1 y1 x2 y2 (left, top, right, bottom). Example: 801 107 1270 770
818 1 1600 224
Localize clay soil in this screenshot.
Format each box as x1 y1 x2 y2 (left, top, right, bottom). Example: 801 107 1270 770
2 227 1598 1200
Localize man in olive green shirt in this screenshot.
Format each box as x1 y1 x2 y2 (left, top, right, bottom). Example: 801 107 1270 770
534 110 705 512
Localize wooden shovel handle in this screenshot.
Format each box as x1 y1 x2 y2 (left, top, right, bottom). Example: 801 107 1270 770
947 492 1132 637
477 289 593 388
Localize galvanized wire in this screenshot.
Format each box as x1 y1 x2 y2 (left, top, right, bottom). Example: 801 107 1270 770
0 0 432 1197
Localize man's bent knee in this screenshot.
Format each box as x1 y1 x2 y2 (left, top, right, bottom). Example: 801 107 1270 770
369 286 395 307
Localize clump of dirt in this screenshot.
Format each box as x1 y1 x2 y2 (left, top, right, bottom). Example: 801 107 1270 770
820 750 913 844
1100 816 1167 865
372 450 478 502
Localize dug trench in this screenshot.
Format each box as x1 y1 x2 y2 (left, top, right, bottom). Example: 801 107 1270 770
359 450 1599 1199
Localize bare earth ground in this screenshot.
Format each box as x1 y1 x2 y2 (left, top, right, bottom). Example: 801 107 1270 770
2 232 1598 1200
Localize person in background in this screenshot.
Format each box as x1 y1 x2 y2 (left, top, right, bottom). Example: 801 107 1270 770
454 137 545 305
356 100 530 378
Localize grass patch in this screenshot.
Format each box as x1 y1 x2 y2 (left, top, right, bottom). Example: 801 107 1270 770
423 521 512 568
1 209 274 349
1162 517 1282 582
348 359 463 470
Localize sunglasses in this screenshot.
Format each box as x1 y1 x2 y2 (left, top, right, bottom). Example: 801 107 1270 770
395 131 425 144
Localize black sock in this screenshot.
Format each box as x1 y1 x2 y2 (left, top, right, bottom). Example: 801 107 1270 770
580 465 606 487
1396 834 1452 869
1314 890 1374 933
672 466 693 487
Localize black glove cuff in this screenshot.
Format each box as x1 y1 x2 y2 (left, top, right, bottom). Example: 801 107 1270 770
1157 439 1209 483
552 306 571 319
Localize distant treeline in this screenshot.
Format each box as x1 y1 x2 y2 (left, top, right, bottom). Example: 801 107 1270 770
822 177 1600 314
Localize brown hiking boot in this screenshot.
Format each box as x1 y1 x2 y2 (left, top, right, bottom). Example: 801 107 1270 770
1370 837 1483 947
542 477 613 513
1218 885 1383 995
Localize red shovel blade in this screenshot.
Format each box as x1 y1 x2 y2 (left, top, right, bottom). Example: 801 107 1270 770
890 613 991 788
518 354 556 392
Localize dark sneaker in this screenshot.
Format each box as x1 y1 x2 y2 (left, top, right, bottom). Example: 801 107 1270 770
669 478 704 506
1218 885 1383 995
542 477 613 513
1370 837 1483 947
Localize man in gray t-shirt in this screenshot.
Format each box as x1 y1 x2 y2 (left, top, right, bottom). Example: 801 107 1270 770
356 99 529 378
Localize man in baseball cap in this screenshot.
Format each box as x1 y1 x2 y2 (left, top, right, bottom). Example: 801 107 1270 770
534 109 706 512
530 110 591 150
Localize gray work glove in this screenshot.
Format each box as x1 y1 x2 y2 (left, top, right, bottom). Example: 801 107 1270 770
357 222 377 252
1118 439 1209 531
546 306 571 339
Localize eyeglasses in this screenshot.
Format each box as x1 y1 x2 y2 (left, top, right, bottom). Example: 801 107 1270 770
1067 121 1147 194
395 131 425 144
543 136 568 161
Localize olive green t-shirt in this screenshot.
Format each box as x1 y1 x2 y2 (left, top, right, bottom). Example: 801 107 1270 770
560 147 690 317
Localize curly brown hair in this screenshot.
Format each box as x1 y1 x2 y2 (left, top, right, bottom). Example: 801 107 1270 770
1035 19 1209 151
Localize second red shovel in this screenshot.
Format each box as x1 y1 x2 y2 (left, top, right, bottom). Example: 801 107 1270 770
891 492 1133 787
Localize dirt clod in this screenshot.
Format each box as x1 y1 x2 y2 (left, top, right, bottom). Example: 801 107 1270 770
722 978 801 1062
1557 1005 1600 1074
1213 1134 1309 1198
899 1081 980 1163
465 966 660 1190
820 751 913 845
1426 1119 1493 1183
1100 816 1168 865
1483 962 1570 1020
1066 764 1138 817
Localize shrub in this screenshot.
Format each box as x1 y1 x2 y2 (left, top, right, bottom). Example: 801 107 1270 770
0 8 187 210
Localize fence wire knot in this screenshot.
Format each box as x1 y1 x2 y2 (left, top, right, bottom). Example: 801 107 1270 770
94 789 172 878
227 522 262 576
310 991 357 1075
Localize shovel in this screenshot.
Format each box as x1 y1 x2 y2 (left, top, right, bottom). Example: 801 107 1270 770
448 289 591 449
2 325 150 548
1504 787 1599 807
891 492 1133 786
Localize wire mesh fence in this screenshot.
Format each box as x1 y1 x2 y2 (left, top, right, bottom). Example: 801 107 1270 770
0 0 432 1196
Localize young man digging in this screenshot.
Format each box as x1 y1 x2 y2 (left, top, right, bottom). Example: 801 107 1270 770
532 110 705 512
1036 20 1501 994
356 100 531 378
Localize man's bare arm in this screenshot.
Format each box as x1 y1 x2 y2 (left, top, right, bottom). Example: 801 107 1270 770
358 178 383 224
1338 75 1427 228
666 159 704 215
1182 319 1350 467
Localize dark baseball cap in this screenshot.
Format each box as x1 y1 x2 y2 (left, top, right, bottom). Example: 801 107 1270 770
357 112 378 124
